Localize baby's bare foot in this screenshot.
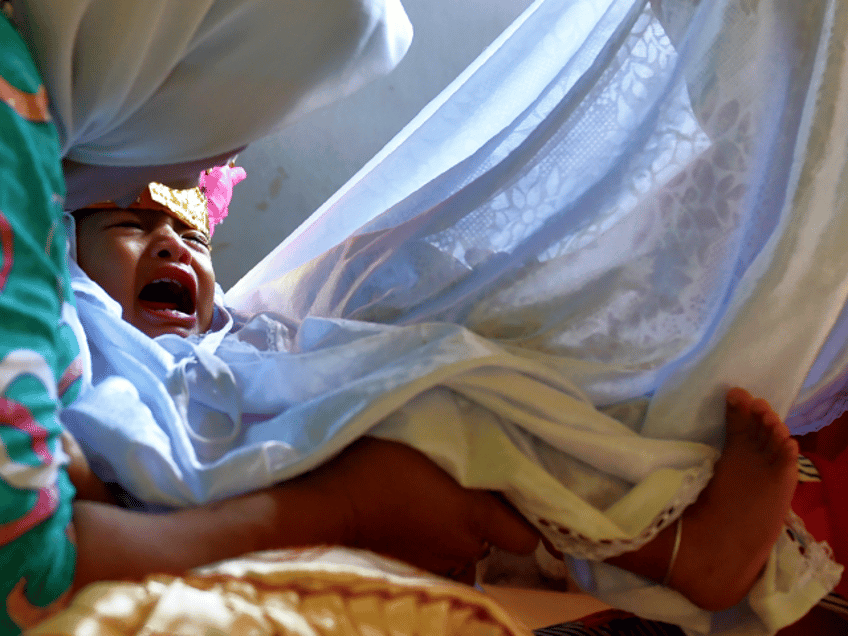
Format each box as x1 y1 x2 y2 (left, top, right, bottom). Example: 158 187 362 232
668 387 799 610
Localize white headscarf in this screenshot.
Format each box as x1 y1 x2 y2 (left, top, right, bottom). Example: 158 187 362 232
13 0 412 166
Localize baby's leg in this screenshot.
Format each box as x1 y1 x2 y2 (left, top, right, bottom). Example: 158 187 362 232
607 387 798 611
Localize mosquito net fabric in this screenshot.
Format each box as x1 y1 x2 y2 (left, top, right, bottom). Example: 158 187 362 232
230 0 848 438
223 0 847 628
65 0 848 633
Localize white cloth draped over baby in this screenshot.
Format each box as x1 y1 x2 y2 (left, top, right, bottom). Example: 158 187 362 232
63 0 847 633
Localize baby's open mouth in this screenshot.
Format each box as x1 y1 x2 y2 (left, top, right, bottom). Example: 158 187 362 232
139 278 196 315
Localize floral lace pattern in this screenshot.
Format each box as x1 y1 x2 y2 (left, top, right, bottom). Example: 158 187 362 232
283 3 751 415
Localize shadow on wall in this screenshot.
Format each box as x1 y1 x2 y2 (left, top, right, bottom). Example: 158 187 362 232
212 0 535 291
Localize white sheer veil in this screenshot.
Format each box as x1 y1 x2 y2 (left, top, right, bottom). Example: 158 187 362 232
216 0 848 629
228 0 848 439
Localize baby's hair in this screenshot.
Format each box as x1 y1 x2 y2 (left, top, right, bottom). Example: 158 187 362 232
71 207 105 222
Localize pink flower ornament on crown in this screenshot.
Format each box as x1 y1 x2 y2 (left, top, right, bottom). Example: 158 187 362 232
199 163 247 237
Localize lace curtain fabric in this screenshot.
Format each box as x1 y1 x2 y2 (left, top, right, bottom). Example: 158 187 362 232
228 0 848 438
65 0 848 633
220 0 848 631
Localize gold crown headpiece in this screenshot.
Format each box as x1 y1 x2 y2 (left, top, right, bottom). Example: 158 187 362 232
79 164 246 239
146 182 210 238
147 163 246 237
79 183 211 238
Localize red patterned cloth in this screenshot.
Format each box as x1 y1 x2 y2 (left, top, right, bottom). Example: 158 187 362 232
795 415 848 603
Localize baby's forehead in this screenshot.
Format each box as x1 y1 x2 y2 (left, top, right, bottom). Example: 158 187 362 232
77 206 192 231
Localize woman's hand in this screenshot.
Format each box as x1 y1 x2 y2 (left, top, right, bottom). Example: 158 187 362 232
71 436 539 591
289 437 540 582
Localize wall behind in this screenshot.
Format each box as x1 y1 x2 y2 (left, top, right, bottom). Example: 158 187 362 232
212 0 534 291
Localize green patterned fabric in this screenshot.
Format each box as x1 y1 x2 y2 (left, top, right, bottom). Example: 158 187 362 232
0 13 77 635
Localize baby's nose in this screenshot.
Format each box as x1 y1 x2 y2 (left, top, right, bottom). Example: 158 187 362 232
153 228 191 263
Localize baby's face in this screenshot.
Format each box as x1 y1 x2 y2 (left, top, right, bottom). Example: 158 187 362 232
75 207 216 338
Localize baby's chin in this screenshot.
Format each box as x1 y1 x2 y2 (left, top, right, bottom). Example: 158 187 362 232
129 312 203 339
136 324 198 339
146 326 199 339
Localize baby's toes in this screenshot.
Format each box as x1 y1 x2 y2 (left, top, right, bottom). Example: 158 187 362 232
725 388 754 435
750 398 773 419
777 436 800 468
760 421 781 461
